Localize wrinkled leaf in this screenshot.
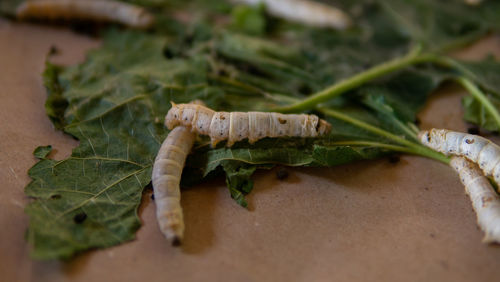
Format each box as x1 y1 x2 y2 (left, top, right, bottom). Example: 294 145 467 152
26 30 224 259
222 161 257 207
463 94 500 132
445 57 500 132
33 145 52 159
22 0 500 259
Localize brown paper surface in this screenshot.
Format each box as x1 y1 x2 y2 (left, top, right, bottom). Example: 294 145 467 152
1 19 500 282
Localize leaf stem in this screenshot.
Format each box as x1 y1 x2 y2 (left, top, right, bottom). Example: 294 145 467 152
319 107 450 164
455 76 500 130
328 141 415 154
268 95 448 163
274 52 436 113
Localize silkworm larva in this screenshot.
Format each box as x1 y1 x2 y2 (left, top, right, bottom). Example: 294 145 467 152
152 126 196 245
450 157 500 243
16 0 154 29
464 0 482 6
165 102 332 147
234 0 352 30
419 129 500 185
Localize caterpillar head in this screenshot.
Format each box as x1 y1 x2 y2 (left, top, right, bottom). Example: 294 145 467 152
131 8 155 29
318 119 332 135
418 129 446 150
165 102 182 130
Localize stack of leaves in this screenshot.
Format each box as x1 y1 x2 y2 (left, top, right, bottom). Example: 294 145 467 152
9 0 500 259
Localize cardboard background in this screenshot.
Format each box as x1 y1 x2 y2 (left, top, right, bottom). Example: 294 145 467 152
1 18 500 282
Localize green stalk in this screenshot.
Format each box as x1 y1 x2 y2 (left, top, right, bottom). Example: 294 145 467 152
274 53 436 113
455 77 500 129
268 95 448 163
328 141 415 154
319 107 450 164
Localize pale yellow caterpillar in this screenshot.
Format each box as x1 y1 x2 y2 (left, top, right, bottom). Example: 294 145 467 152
464 0 482 6
152 125 196 245
450 157 500 243
234 0 352 30
16 0 154 29
165 102 332 147
419 129 500 186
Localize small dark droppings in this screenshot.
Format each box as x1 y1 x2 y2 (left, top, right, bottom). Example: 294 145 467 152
467 127 480 135
429 233 435 238
151 193 155 200
73 212 87 224
388 154 400 164
424 187 429 191
50 194 61 200
298 84 312 95
439 260 449 270
163 47 174 59
414 118 421 126
49 45 59 55
217 69 228 76
172 237 182 247
276 167 289 180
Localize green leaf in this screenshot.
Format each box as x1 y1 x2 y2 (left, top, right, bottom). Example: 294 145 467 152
0 0 23 16
222 161 257 208
454 57 500 96
445 57 500 131
43 62 68 130
231 4 267 36
463 94 500 132
33 145 52 159
311 145 386 166
26 30 226 259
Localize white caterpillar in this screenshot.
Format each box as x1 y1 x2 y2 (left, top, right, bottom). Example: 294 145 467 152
450 157 500 243
419 129 500 186
234 0 352 30
165 102 332 147
16 0 154 29
464 0 482 6
152 125 196 245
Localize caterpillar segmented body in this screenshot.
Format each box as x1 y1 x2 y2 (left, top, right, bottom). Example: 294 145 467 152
152 126 196 245
16 0 154 29
450 157 500 243
235 0 352 30
419 129 500 186
165 102 332 147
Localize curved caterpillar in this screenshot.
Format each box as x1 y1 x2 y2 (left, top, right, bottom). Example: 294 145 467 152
16 0 154 29
450 157 500 243
235 0 352 30
165 102 332 147
152 126 196 245
419 129 500 185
